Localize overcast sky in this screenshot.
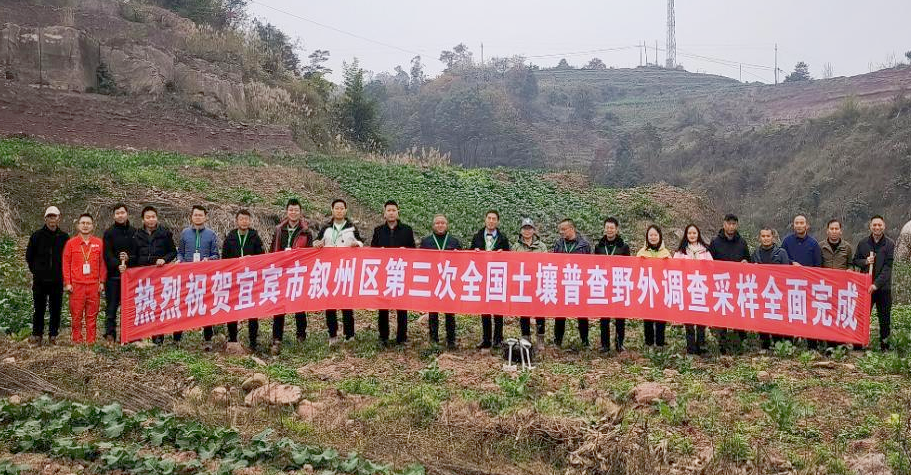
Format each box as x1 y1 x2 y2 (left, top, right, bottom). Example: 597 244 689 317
247 0 911 84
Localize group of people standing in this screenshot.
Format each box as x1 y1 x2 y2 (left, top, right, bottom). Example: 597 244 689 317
25 199 896 355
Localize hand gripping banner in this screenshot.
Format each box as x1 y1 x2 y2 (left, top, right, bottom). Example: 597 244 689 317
121 248 872 345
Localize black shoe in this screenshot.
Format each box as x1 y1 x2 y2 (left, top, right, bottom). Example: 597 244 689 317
476 341 492 349
296 335 306 344
380 339 392 348
446 341 457 351
615 345 625 353
599 346 610 354
581 340 590 349
554 339 563 348
492 340 503 349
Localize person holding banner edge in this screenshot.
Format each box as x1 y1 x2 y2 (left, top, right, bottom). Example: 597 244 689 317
130 205 178 345
853 215 895 351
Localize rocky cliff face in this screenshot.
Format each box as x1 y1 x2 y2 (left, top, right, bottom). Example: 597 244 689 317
0 0 296 121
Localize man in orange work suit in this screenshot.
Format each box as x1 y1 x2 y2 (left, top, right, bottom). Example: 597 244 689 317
62 213 107 345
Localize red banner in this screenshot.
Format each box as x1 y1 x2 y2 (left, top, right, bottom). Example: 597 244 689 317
120 248 872 345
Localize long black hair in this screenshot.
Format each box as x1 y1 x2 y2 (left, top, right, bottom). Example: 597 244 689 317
645 225 663 250
677 223 708 254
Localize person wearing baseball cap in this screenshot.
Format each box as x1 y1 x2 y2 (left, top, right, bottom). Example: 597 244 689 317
514 217 547 344
25 206 69 346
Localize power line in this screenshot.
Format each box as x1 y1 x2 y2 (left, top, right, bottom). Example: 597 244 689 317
247 0 424 57
523 45 639 60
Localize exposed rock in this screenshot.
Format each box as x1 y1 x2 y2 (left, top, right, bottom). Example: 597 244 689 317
224 342 247 356
757 370 772 382
811 360 838 369
174 61 245 118
296 400 327 421
847 453 892 475
0 24 100 92
630 382 676 405
101 44 175 95
244 383 303 406
241 373 267 392
2 357 15 364
9 395 22 405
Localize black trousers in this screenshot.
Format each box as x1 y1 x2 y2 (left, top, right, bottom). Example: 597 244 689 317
717 329 748 353
872 289 892 350
643 320 666 347
378 309 408 343
685 324 705 354
480 314 503 344
32 280 63 337
326 309 355 339
428 312 456 344
272 313 307 341
599 318 626 350
520 317 545 337
221 319 259 347
554 318 589 345
104 278 121 338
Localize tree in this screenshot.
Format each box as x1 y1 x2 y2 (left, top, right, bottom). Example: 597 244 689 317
253 20 300 76
302 49 331 78
784 61 812 82
906 51 911 63
409 56 425 92
583 58 607 70
505 65 538 101
555 58 573 70
439 43 473 72
156 0 246 29
336 59 386 150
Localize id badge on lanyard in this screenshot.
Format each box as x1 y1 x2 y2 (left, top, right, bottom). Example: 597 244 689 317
82 263 91 275
193 251 201 262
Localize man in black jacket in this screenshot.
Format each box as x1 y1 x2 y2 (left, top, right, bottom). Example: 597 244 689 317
752 227 791 350
219 209 266 351
370 200 416 345
470 210 511 349
314 199 364 344
102 203 135 344
707 214 752 354
853 215 895 351
25 206 69 345
594 217 631 353
130 205 178 344
419 214 462 349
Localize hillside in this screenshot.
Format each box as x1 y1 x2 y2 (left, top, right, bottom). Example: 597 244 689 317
0 138 713 247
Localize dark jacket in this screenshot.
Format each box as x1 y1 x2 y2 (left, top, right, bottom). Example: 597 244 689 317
25 225 69 283
271 219 313 252
821 239 854 271
854 235 895 291
781 233 822 267
751 244 791 265
420 233 462 251
708 230 752 263
594 235 632 256
103 221 136 280
552 234 592 254
130 226 177 267
223 228 265 259
371 222 416 248
470 228 510 251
